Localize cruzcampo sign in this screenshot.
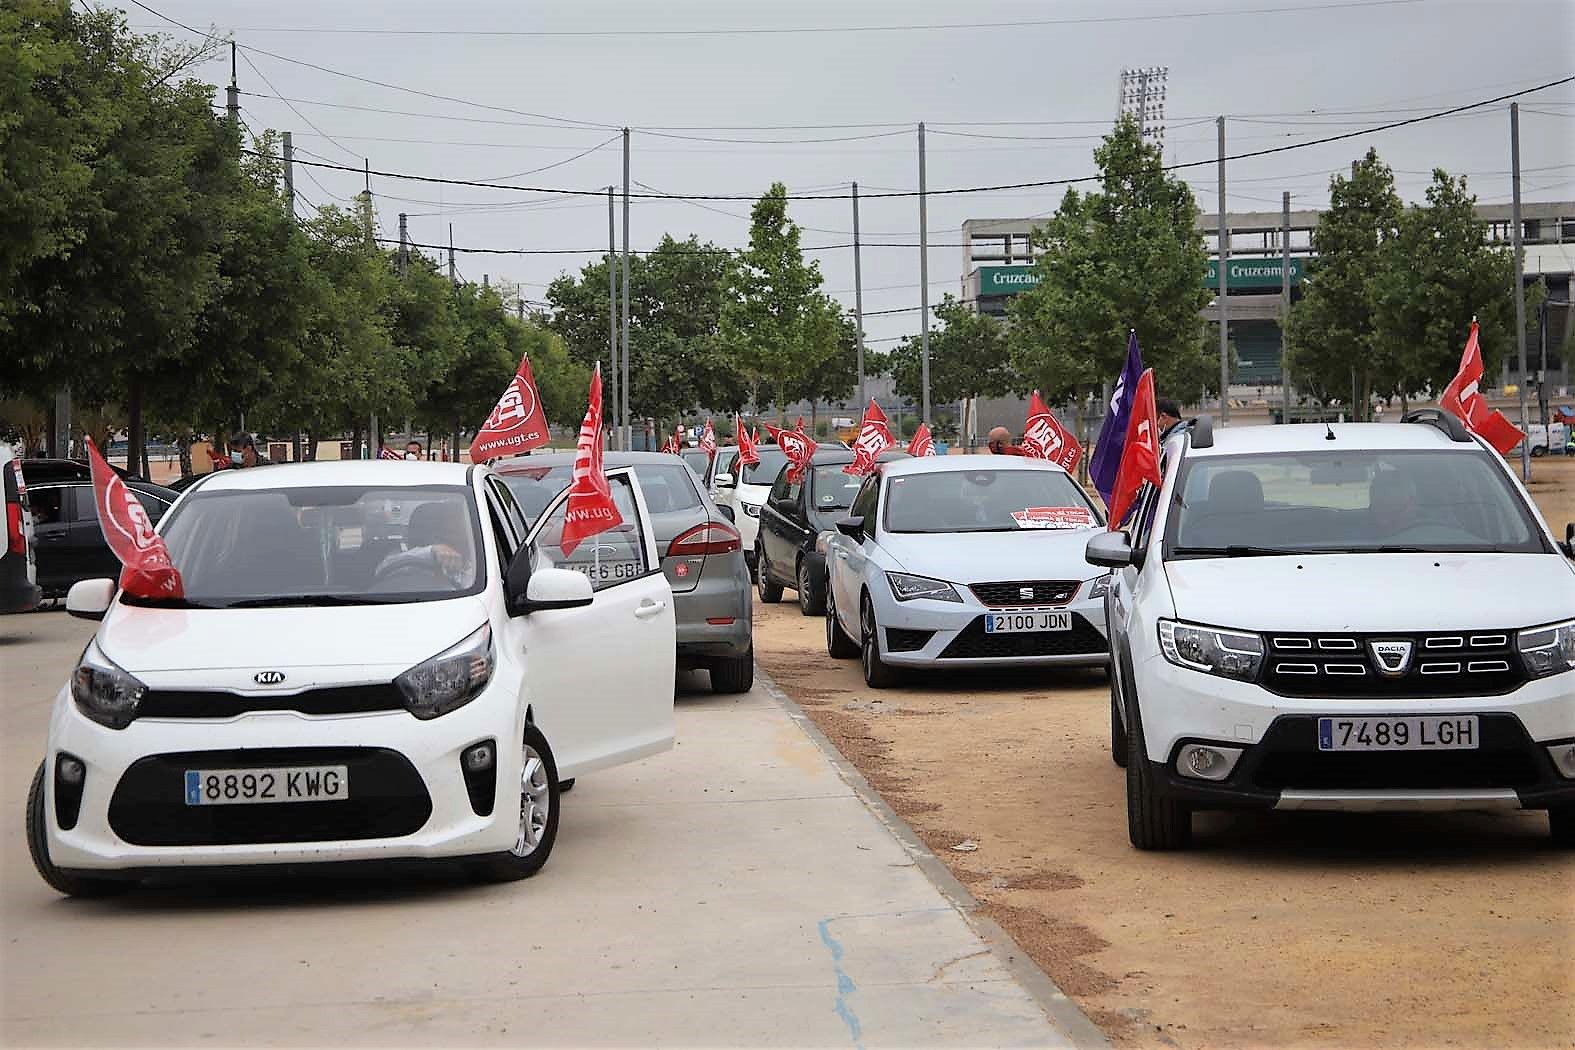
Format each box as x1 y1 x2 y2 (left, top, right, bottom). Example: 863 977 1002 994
1206 257 1305 290
977 265 1041 296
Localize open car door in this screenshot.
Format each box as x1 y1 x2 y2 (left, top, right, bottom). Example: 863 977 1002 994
522 467 676 778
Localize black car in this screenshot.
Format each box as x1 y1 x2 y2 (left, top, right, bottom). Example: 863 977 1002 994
15 457 145 485
2 447 41 612
26 478 179 598
756 447 909 616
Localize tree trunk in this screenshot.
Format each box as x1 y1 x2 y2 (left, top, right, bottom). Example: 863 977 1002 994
178 435 193 479
304 425 318 461
351 425 362 462
126 377 144 477
453 417 462 462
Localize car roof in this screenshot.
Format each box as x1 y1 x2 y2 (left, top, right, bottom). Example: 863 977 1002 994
491 450 688 472
808 448 911 465
880 453 1069 476
1178 422 1480 457
193 460 475 491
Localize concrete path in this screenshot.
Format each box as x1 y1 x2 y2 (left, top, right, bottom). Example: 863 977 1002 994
0 611 1099 1047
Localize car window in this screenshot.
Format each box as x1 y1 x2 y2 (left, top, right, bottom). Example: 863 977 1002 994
810 466 863 513
884 469 1098 534
67 485 171 525
529 473 651 590
629 463 702 514
499 465 574 521
680 449 712 478
739 448 789 486
1165 449 1547 555
486 475 530 541
769 469 794 505
850 475 880 523
29 486 67 527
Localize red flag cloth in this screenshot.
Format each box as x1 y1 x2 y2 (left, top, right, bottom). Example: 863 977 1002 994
699 419 717 456
560 365 624 556
86 438 184 599
1021 391 1083 472
908 423 937 457
1107 369 1162 530
469 354 550 464
736 417 760 466
764 422 817 483
844 399 895 475
378 445 402 460
1441 321 1526 455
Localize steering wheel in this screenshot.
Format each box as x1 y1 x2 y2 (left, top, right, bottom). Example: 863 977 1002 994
372 559 454 591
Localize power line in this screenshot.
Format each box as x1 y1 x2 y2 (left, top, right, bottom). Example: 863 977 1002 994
237 49 360 162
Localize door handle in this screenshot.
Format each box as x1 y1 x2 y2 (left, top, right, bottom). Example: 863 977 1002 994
634 600 666 620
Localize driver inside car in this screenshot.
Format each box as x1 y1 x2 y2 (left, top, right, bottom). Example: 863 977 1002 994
375 500 473 586
1369 469 1424 535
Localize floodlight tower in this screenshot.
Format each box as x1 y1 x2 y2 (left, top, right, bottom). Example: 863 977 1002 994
1117 66 1169 148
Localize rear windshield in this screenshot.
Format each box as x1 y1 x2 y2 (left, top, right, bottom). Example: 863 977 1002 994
680 450 712 476
737 448 789 486
884 469 1096 533
1165 450 1548 556
810 465 863 512
500 462 700 520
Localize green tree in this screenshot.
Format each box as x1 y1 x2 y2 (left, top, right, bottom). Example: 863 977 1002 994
887 295 1021 405
1008 115 1213 404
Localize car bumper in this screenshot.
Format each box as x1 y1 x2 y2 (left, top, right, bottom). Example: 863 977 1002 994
869 585 1109 669
43 684 525 872
1130 657 1575 811
674 553 752 663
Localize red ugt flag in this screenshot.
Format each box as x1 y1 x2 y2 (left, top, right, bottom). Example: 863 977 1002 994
1441 321 1525 455
86 438 184 599
765 422 817 483
736 417 761 466
844 399 894 475
1021 391 1083 472
1107 369 1162 530
908 422 936 457
699 418 717 457
469 354 550 464
560 364 624 556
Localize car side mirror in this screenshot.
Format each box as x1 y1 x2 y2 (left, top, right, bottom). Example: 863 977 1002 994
66 578 115 621
1085 531 1134 569
714 472 735 489
716 503 736 524
521 566 594 612
835 516 864 539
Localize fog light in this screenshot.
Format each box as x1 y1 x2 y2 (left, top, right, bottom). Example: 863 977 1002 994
57 756 85 785
53 751 87 830
460 739 498 817
1176 743 1243 782
1548 743 1575 779
462 742 495 772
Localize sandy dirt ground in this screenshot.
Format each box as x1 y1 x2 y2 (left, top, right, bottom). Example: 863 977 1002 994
754 456 1575 1049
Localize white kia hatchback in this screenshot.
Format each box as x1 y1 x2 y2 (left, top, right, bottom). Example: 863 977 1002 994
28 461 676 895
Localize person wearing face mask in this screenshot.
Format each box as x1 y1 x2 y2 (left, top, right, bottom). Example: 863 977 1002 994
405 440 423 461
227 432 271 468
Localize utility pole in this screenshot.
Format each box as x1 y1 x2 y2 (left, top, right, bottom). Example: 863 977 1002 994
1539 290 1550 428
621 128 632 450
918 122 931 426
1281 190 1292 425
397 213 409 274
447 224 455 284
852 181 866 408
226 42 239 129
282 131 295 216
1216 116 1229 425
358 159 374 249
608 186 619 446
1510 102 1530 481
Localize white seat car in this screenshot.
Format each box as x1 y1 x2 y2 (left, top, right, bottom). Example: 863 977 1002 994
823 455 1111 688
1089 412 1575 850
713 445 790 580
27 461 676 895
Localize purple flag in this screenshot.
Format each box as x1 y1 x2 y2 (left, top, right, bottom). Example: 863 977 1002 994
1089 331 1145 505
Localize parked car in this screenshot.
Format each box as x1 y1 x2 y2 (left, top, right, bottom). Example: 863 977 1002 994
1516 423 1570 458
756 447 910 616
1088 411 1575 850
28 460 676 896
2 444 42 613
679 446 734 492
823 455 1110 688
494 451 754 693
16 458 143 485
25 478 179 598
714 445 791 580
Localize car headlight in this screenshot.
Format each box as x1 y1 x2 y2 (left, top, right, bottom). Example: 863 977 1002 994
815 530 836 555
741 501 761 518
886 572 962 603
1158 619 1264 681
1085 574 1112 600
395 623 494 719
71 640 147 730
1518 618 1575 679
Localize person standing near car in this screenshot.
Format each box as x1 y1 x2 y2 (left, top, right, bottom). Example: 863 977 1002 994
228 432 271 468
1155 399 1184 440
405 440 424 461
986 426 1027 456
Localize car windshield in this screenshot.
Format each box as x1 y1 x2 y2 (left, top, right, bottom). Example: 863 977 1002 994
810 465 863 514
1165 450 1548 556
883 469 1097 534
500 462 700 520
739 448 789 485
146 485 484 607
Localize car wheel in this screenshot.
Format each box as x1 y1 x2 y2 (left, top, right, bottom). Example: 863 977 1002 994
27 762 130 898
1531 445 1548 458
826 584 858 659
757 550 783 603
1125 697 1191 850
1550 806 1574 847
1109 668 1128 768
472 725 561 881
797 559 825 617
711 646 755 693
860 595 900 689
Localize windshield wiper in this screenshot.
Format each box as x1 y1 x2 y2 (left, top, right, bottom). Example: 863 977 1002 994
120 595 224 609
222 595 397 608
1171 545 1312 558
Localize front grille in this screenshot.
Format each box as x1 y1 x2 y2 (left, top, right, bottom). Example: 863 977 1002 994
885 628 934 653
969 580 1080 608
1244 715 1543 791
1261 631 1526 699
137 684 406 720
939 613 1106 659
108 747 431 846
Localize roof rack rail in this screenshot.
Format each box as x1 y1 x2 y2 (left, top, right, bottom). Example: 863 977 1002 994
1400 408 1473 443
1186 414 1214 449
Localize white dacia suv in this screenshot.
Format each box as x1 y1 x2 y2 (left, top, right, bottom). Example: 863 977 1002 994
1088 411 1575 849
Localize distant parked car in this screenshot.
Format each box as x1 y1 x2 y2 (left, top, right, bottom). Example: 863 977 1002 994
26 478 178 598
17 458 143 485
713 445 792 580
2 445 41 613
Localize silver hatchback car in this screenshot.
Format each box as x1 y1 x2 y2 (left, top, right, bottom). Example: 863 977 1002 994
495 452 754 693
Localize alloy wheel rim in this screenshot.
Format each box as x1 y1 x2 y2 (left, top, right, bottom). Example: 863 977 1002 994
861 602 875 676
799 565 811 612
511 743 551 857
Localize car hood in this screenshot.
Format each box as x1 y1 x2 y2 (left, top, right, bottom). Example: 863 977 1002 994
97 595 490 675
1165 553 1575 632
876 528 1104 584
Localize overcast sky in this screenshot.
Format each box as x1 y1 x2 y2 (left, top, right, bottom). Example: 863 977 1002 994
130 0 1574 349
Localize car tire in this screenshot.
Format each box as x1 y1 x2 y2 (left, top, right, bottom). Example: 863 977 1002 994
1109 671 1128 768
27 762 130 898
757 549 783 603
558 779 576 793
826 584 858 659
860 595 900 689
1125 698 1192 850
1531 445 1548 458
711 646 755 694
471 725 561 882
797 559 825 617
1550 806 1574 847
